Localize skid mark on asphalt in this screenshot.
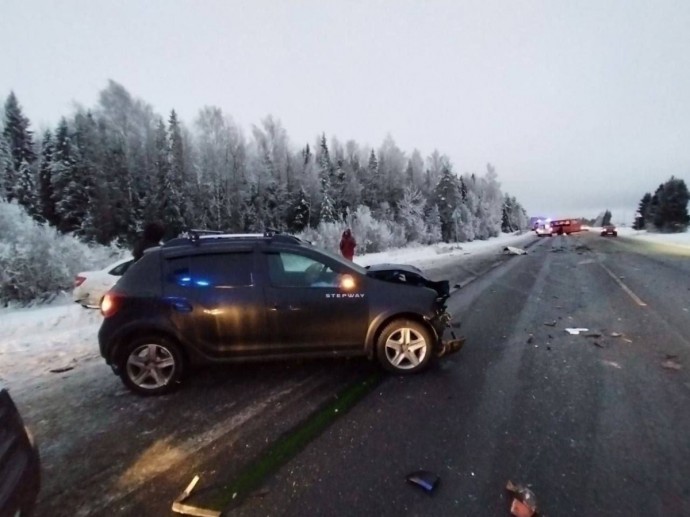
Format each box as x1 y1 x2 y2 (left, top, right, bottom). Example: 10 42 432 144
71 375 323 517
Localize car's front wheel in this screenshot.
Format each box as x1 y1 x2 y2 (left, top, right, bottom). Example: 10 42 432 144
376 319 433 374
119 336 184 396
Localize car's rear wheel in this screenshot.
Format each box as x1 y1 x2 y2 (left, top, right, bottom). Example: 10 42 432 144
119 336 184 396
376 319 433 374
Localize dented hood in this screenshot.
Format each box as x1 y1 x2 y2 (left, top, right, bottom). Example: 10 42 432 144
365 263 450 298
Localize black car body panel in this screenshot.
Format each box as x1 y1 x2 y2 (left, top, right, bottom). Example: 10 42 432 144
0 387 40 516
98 232 463 388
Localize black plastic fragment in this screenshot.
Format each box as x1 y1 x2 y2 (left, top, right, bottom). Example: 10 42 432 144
406 470 440 494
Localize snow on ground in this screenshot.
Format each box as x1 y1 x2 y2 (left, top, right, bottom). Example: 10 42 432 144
5 228 686 390
615 226 690 248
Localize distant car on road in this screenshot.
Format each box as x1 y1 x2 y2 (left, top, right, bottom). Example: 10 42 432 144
73 257 134 308
0 383 41 516
600 225 618 237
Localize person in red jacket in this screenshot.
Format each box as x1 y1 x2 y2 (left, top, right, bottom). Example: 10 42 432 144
339 228 356 261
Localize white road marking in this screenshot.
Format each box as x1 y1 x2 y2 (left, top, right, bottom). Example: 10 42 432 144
598 262 647 307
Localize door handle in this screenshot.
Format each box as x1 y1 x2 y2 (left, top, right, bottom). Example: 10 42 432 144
270 304 300 311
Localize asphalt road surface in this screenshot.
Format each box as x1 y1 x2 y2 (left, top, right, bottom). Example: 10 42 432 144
16 231 690 516
237 232 690 517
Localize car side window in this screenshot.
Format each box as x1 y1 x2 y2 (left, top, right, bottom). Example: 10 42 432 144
165 253 253 287
266 252 341 288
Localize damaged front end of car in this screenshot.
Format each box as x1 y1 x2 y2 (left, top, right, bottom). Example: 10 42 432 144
365 263 466 358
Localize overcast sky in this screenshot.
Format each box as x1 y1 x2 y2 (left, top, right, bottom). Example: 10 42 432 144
2 0 689 222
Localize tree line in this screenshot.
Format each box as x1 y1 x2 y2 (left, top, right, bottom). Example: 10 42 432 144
633 177 689 232
1 81 529 251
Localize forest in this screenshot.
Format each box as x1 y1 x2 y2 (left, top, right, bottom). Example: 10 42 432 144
0 82 531 303
1 81 529 253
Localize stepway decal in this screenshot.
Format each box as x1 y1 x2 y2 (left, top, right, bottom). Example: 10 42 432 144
325 293 366 299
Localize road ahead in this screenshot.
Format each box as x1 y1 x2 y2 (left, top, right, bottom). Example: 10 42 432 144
237 232 690 516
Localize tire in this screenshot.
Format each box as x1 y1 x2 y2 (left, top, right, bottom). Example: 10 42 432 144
376 319 433 374
119 336 185 396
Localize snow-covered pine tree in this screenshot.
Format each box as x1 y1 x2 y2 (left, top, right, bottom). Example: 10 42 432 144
316 134 338 223
0 135 12 201
424 203 442 244
163 110 187 237
37 130 57 226
2 93 37 205
51 118 79 232
14 159 37 217
362 149 382 210
433 164 462 242
287 186 310 232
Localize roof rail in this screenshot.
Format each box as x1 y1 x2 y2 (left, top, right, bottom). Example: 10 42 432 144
160 228 310 248
188 229 223 244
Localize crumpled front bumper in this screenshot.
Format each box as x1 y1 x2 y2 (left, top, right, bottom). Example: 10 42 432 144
438 336 466 357
432 311 466 358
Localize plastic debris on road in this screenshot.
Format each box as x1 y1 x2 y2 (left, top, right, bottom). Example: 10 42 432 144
503 246 528 255
172 475 221 517
49 366 74 373
565 328 589 335
543 321 557 327
661 360 682 371
610 332 623 338
602 360 622 369
406 470 440 494
506 480 538 517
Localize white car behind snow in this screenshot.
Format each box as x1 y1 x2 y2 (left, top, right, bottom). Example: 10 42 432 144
73 257 134 308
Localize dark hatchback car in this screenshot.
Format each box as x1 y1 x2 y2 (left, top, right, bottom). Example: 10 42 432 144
0 384 40 516
600 225 618 236
98 232 464 395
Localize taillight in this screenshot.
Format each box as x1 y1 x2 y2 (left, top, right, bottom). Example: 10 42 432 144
74 275 86 287
100 294 119 318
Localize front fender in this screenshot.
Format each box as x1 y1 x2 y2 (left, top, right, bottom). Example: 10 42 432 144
364 308 439 358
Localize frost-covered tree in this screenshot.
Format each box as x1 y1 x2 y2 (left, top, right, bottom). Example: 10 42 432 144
470 164 503 239
362 149 382 209
0 135 12 201
2 93 36 208
424 203 442 244
378 135 406 212
37 130 57 226
502 194 528 232
287 186 310 232
433 164 462 242
51 118 82 233
0 199 122 305
316 134 338 223
398 186 426 242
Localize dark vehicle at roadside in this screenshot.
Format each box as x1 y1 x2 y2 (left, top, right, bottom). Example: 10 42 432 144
0 384 41 517
600 225 618 236
98 231 464 395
